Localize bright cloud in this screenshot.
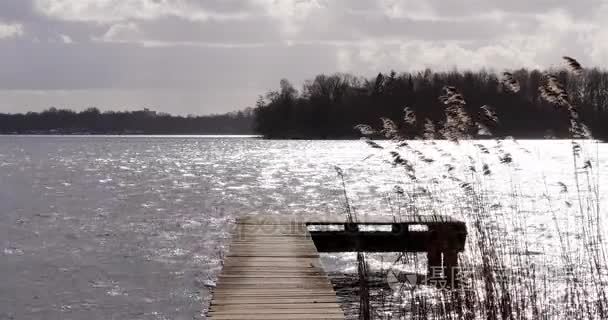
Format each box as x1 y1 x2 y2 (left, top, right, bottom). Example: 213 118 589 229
0 22 23 39
34 0 249 23
252 0 324 35
378 0 438 21
59 34 73 43
1 0 608 114
100 22 143 42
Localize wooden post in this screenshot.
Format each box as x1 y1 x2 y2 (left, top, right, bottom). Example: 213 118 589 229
391 223 405 234
444 250 459 288
344 223 359 233
427 248 443 280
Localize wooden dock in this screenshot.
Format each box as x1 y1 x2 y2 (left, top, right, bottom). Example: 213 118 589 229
307 215 467 286
208 214 467 319
208 215 345 320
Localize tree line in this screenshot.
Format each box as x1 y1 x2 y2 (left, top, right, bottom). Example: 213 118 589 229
253 68 608 140
0 107 254 134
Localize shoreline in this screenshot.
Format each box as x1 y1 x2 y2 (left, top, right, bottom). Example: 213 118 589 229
0 134 603 142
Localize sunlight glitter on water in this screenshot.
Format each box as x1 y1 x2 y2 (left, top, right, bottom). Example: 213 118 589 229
0 136 606 319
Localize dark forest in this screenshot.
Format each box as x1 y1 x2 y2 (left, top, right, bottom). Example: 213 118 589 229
3 68 608 139
253 68 608 140
0 107 254 134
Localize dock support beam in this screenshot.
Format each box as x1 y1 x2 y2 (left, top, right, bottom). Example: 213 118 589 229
308 218 467 289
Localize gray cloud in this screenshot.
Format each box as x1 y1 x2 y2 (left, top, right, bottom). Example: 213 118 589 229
0 0 606 114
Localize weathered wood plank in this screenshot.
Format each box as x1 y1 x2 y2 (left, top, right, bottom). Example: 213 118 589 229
208 216 345 320
209 314 345 320
210 310 344 316
209 214 467 319
211 297 338 304
210 302 342 310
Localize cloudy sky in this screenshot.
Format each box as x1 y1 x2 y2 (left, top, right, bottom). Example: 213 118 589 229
0 0 606 114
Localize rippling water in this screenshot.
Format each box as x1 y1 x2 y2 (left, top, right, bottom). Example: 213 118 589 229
1 136 607 319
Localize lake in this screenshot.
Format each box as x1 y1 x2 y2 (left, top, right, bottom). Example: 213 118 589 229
1 136 606 319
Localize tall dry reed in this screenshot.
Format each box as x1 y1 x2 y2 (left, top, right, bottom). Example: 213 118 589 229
343 56 607 320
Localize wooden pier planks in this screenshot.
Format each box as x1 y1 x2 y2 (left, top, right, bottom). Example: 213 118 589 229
208 215 345 320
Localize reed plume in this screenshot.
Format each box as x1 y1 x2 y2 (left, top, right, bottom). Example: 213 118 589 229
563 56 583 74
346 55 605 320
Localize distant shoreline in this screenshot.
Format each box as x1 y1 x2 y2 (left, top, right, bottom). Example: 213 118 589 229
0 133 261 138
1 134 602 143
